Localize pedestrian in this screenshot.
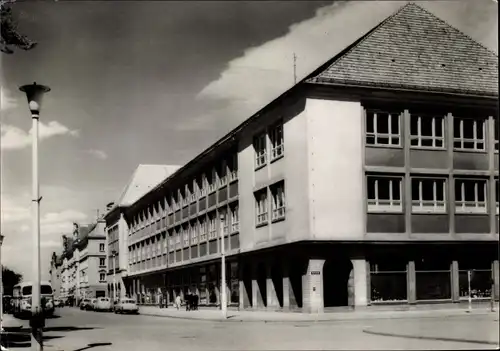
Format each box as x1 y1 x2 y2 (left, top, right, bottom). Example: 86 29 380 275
175 295 181 310
194 294 199 311
186 292 192 311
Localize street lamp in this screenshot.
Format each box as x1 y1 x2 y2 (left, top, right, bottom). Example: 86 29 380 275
219 214 227 319
112 250 117 303
19 82 51 351
0 235 4 334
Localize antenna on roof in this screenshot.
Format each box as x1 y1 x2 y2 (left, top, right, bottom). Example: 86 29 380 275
293 52 297 84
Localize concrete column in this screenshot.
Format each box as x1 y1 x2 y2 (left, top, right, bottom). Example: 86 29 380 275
302 259 325 314
451 261 460 302
282 263 290 310
407 261 416 304
251 264 264 309
351 259 368 308
266 264 279 309
239 263 251 309
493 260 499 301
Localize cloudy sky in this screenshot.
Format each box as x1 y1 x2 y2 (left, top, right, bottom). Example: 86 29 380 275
0 0 497 281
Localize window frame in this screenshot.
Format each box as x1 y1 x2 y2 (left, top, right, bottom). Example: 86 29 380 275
365 110 402 148
411 177 447 213
99 243 105 252
230 205 239 233
270 181 286 221
410 114 446 150
255 189 269 226
367 175 403 213
454 178 488 214
208 213 217 240
495 178 499 215
269 123 284 161
254 133 267 169
453 117 486 152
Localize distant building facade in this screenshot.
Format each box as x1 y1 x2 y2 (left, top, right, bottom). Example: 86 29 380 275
104 164 181 301
49 252 63 299
52 220 108 304
114 3 499 312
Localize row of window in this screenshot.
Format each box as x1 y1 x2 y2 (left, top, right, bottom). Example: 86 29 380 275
255 181 286 226
107 226 118 244
367 176 499 214
128 154 239 232
128 205 240 265
366 110 499 152
253 122 284 169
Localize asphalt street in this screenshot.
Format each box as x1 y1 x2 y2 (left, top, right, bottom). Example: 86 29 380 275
2 307 499 351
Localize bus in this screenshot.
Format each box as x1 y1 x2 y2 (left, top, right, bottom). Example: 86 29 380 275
12 281 55 318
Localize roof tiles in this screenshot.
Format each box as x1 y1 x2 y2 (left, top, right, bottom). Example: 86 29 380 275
306 3 498 96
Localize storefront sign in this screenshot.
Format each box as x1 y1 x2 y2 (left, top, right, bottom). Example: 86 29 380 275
310 271 321 275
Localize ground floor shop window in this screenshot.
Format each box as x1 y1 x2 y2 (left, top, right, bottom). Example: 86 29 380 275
208 283 217 304
369 259 407 303
415 257 451 300
459 258 493 299
230 262 239 304
199 283 207 304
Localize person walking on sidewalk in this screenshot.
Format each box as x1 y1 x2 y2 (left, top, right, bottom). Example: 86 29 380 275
175 295 181 310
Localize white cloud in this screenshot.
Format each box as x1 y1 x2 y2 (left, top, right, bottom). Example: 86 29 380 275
194 0 497 132
85 149 108 160
0 120 79 150
0 87 18 111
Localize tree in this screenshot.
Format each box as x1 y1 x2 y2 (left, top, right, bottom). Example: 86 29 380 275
2 266 23 296
1 0 37 54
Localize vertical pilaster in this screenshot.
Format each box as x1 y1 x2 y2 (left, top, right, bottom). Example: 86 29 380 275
407 260 416 304
266 264 279 309
238 262 250 309
493 260 499 301
447 113 455 235
251 263 264 309
282 263 290 310
451 261 459 302
366 260 371 305
488 116 496 236
403 110 412 237
351 259 368 308
302 259 325 314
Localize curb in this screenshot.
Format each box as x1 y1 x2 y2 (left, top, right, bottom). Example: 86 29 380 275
138 308 496 323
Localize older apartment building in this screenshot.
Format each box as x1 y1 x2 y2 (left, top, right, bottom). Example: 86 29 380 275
120 3 499 312
53 220 108 304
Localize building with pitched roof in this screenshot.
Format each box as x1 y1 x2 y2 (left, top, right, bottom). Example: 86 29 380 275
120 3 499 312
50 220 108 305
104 164 181 301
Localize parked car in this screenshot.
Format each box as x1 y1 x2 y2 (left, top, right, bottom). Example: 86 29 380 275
53 299 64 308
114 298 139 314
80 298 92 310
95 297 112 312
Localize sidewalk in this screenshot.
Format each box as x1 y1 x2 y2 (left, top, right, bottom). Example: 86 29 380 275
138 303 500 322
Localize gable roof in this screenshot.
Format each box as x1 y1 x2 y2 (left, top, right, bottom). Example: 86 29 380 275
116 164 181 207
306 2 498 97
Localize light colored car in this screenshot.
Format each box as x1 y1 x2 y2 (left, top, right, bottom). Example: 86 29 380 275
114 298 139 314
90 298 98 310
95 297 112 312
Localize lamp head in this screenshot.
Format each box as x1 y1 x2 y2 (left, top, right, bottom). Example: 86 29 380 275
19 82 51 114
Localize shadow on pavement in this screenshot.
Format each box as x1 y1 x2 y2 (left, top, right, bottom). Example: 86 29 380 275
73 342 113 351
2 326 101 349
2 332 64 348
363 329 499 346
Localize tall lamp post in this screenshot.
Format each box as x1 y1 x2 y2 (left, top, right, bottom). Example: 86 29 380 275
219 214 227 319
19 82 51 351
0 234 4 333
112 250 117 303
